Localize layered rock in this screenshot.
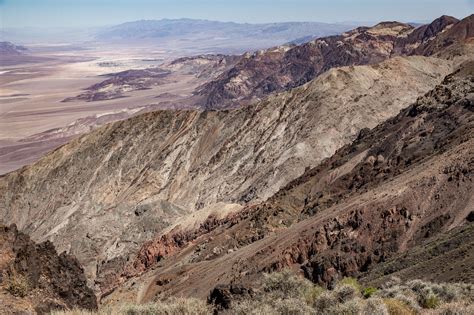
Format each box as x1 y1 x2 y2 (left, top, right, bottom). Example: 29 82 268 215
0 55 453 290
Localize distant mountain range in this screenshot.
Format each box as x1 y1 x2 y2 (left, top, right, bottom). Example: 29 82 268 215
0 41 28 55
95 18 356 50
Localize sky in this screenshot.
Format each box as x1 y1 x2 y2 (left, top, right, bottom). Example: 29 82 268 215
1 0 473 28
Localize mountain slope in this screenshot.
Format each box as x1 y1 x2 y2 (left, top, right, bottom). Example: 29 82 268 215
0 224 97 314
360 223 474 286
196 15 465 109
104 61 474 304
0 55 454 290
0 41 45 66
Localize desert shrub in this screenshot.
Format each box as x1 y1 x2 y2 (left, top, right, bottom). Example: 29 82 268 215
391 293 420 311
406 279 463 308
375 279 474 310
363 286 378 298
337 277 361 292
335 284 359 303
121 303 163 315
434 301 474 315
272 297 317 315
325 299 363 315
314 291 337 313
51 310 98 315
428 282 474 303
261 269 314 299
231 299 276 315
362 298 389 315
120 298 211 315
383 298 416 315
422 294 440 309
382 277 402 289
303 285 325 306
5 273 30 298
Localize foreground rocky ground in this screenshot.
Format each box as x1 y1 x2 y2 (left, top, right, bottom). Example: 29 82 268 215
0 224 97 314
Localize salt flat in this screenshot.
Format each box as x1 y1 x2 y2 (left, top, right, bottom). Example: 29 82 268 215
0 44 218 174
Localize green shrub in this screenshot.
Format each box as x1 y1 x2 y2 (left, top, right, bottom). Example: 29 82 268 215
337 277 361 292
363 286 378 298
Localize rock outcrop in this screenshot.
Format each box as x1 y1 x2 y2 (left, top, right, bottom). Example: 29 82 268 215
0 224 97 314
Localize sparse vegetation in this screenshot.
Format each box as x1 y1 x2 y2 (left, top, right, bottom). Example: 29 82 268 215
363 286 378 298
5 273 30 298
51 272 474 315
120 298 211 315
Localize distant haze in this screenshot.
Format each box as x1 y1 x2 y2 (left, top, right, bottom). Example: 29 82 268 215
1 0 473 28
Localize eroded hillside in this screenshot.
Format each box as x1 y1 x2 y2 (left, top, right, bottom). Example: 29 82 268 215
104 60 474 305
0 55 455 290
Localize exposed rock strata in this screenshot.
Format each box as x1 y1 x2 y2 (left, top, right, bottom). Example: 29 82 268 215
0 56 453 291
104 61 474 303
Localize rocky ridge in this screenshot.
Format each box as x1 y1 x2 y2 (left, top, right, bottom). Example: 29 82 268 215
196 15 464 109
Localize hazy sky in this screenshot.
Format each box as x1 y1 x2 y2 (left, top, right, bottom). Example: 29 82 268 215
1 0 473 28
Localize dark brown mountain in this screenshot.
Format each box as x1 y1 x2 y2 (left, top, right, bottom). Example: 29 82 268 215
414 14 474 56
397 15 460 54
0 224 97 314
196 15 465 109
